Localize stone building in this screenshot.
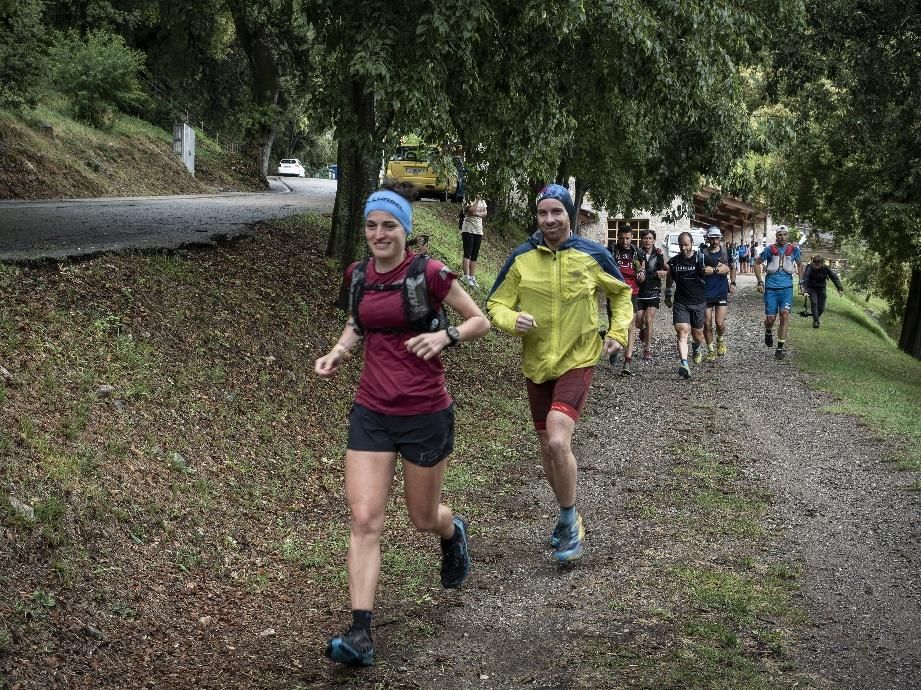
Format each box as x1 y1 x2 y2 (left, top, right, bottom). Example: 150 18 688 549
577 187 768 250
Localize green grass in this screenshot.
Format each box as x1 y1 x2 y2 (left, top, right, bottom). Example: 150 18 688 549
789 290 921 469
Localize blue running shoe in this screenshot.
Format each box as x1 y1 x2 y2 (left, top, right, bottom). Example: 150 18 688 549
549 521 566 548
441 516 470 588
325 626 374 667
552 513 585 562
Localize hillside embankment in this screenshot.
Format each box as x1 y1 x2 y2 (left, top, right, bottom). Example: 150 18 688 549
0 108 264 200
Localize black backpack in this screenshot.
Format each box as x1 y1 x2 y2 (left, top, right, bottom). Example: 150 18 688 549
348 255 448 335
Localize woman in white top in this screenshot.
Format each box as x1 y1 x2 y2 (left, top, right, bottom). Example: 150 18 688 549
460 198 487 288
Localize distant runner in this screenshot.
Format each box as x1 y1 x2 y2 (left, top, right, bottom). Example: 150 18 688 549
801 255 844 328
665 231 719 378
701 226 735 362
607 224 642 374
635 229 669 362
754 225 804 359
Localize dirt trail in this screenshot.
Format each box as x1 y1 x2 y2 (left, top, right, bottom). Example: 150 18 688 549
314 279 921 689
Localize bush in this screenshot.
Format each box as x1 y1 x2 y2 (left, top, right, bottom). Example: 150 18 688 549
48 29 148 128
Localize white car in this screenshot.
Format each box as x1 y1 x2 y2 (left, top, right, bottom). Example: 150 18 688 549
278 158 306 177
663 230 707 259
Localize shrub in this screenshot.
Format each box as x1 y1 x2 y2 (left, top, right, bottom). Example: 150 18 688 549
48 29 148 128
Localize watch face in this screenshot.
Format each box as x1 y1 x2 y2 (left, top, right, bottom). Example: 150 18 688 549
447 326 460 344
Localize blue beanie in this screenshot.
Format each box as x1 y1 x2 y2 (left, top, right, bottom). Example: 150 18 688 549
536 183 575 221
363 190 413 235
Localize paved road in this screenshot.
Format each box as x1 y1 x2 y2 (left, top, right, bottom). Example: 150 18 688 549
0 177 336 261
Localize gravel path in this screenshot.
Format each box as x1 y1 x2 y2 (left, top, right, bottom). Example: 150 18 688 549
315 276 921 688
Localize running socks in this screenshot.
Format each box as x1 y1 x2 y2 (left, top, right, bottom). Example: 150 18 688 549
680 358 689 366
352 609 373 632
440 523 462 549
559 505 577 527
777 339 785 350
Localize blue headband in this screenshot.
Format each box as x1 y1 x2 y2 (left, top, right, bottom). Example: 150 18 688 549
363 190 413 235
535 184 575 220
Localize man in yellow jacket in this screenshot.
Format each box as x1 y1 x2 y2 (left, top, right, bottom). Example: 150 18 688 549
487 184 633 562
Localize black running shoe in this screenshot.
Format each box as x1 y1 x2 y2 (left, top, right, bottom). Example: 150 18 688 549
326 626 374 667
775 347 786 360
765 331 774 347
621 360 633 376
813 320 820 328
441 516 470 588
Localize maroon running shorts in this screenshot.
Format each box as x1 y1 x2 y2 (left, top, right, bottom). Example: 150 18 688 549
525 367 594 431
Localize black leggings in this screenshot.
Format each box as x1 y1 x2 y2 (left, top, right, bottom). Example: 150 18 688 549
807 288 827 320
462 232 482 261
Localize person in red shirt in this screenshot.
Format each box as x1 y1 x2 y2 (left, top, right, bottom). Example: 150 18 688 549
606 224 641 374
314 181 490 667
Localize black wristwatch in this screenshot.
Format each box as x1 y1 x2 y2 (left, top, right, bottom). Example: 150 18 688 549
445 325 460 347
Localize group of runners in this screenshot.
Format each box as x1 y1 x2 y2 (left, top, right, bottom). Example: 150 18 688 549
313 181 834 667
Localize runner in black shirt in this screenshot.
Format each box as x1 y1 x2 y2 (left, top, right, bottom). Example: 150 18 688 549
635 230 669 362
664 231 718 379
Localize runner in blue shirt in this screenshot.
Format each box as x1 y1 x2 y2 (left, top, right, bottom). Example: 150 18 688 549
701 226 734 361
754 225 804 359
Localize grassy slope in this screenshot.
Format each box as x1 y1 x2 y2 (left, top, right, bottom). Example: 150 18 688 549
0 205 531 687
0 105 264 200
788 290 921 469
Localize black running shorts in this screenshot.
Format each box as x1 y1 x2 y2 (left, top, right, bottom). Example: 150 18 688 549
347 403 454 467
706 299 728 308
673 302 705 329
636 297 660 311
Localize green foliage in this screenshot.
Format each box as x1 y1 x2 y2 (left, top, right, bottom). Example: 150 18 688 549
0 0 47 109
770 0 921 268
840 238 911 317
48 29 149 128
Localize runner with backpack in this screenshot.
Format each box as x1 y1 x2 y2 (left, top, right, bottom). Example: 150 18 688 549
607 224 642 374
635 229 669 362
754 225 804 359
701 226 735 362
314 181 490 667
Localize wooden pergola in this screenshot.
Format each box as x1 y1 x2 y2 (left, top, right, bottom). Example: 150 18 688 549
692 187 767 245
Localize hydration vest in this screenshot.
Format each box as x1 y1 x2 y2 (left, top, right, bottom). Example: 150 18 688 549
641 247 666 274
348 255 448 335
765 243 797 275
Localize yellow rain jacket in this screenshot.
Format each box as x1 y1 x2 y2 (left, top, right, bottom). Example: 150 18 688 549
487 231 634 384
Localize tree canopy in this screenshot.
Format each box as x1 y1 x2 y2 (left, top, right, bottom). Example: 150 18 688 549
768 0 921 356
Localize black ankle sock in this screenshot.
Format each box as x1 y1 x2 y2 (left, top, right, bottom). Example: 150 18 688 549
351 609 373 632
777 340 785 349
441 525 460 548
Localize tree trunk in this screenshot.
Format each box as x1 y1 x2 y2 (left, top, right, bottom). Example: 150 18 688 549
328 78 380 309
226 1 282 181
573 177 588 235
898 267 921 359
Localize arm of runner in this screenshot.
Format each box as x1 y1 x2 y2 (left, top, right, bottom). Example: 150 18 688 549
729 260 737 293
754 257 765 293
315 319 363 378
487 259 526 335
597 270 633 347
829 268 844 294
406 280 491 360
